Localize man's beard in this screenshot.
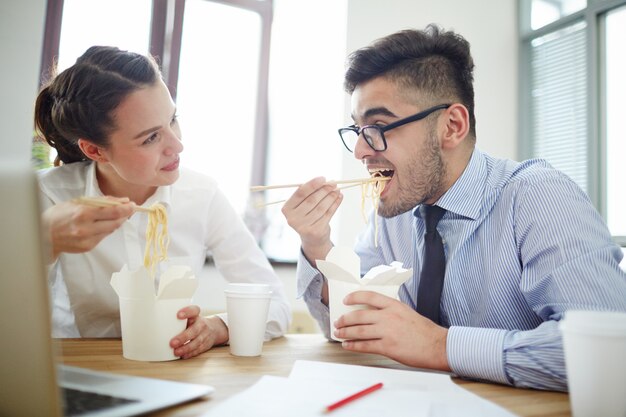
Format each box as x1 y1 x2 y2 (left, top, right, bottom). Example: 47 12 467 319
377 129 445 218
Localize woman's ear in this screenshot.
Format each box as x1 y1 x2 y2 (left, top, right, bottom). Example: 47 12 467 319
441 103 470 150
77 139 108 162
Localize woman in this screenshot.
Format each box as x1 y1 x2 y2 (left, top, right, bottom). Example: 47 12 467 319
34 46 291 359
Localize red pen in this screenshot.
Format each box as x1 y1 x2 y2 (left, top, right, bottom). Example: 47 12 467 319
323 382 384 413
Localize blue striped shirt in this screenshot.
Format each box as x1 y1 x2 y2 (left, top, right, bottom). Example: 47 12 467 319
296 148 626 391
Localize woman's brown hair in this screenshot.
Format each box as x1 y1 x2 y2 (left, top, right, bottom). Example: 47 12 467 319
34 46 161 165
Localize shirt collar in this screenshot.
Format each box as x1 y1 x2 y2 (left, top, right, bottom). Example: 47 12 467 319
85 162 104 197
145 183 172 211
417 148 487 221
84 162 172 210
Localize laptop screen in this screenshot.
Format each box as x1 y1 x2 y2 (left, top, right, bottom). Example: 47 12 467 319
0 163 214 417
0 162 63 416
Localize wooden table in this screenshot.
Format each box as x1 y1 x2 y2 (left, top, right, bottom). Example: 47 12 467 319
55 334 570 416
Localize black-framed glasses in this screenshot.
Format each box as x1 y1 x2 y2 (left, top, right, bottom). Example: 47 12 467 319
338 103 451 153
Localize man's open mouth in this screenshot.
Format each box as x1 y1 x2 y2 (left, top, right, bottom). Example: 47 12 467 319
369 168 394 179
369 168 394 194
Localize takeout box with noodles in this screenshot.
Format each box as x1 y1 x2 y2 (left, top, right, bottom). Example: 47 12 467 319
110 265 198 361
316 246 413 342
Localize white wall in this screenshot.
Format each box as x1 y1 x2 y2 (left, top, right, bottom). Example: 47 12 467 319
0 0 47 163
335 0 519 247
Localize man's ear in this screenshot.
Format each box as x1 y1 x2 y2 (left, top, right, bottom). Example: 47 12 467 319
77 139 108 162
441 103 470 150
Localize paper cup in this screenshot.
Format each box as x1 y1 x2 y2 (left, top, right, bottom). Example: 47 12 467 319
328 281 401 342
225 283 272 356
118 297 189 361
559 310 626 417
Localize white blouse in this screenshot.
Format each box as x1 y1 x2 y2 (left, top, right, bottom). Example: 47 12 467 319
38 162 291 339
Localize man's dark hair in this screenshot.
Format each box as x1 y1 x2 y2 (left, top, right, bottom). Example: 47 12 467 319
344 24 476 137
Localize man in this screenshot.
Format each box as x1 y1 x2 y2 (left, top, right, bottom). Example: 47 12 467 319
281 24 626 391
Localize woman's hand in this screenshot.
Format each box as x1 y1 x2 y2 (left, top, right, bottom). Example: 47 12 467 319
170 306 229 359
42 197 135 260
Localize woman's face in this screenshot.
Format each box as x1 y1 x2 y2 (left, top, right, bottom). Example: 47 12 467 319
97 79 183 196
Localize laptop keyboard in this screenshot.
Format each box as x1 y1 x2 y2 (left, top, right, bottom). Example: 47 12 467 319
62 387 139 416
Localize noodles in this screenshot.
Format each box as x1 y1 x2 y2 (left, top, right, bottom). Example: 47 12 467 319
143 203 169 277
360 173 387 247
250 175 388 246
71 196 169 276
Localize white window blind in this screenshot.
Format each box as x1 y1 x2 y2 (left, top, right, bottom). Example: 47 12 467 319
606 5 626 238
530 21 588 192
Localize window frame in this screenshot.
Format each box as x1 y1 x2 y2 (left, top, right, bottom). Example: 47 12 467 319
39 0 273 194
518 0 626 246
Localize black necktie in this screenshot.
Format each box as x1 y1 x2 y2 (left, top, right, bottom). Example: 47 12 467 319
415 205 446 324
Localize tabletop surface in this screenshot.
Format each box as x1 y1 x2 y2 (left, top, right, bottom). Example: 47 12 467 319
55 334 571 417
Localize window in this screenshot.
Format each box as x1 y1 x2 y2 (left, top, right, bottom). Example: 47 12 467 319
259 0 347 261
520 0 626 245
605 5 626 239
531 0 586 30
529 22 588 192
56 0 152 72
176 0 262 213
38 0 348 261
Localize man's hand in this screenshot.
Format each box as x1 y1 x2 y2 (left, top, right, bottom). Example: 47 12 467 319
170 306 229 359
333 291 451 372
281 176 342 267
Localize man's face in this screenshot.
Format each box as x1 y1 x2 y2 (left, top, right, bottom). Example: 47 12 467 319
351 77 447 217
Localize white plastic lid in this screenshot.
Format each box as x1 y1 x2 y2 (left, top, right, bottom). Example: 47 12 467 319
225 283 272 296
559 310 626 337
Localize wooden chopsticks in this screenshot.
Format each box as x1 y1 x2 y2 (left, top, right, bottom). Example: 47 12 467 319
72 196 154 213
250 176 390 192
251 177 390 208
254 183 362 208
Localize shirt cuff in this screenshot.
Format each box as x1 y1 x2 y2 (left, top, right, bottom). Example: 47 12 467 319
447 326 511 385
295 248 332 338
296 248 322 298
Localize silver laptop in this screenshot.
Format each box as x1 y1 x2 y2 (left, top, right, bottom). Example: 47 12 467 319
0 162 214 416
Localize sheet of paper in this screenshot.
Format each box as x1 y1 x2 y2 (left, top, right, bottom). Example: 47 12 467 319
290 359 455 391
202 375 430 417
202 360 518 417
290 361 518 417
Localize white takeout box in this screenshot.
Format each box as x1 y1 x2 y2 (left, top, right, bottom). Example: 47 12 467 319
316 246 412 341
110 265 198 361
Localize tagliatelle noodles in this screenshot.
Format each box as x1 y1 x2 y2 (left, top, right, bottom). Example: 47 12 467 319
360 173 386 247
143 203 169 277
